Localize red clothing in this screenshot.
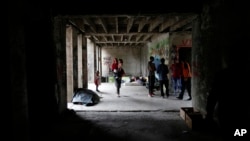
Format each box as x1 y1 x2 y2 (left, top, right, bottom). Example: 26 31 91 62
94 73 101 86
111 63 118 71
111 58 118 71
170 63 182 78
180 61 192 78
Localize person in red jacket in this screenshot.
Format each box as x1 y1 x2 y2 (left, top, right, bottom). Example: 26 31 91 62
170 58 182 95
111 57 118 72
176 58 192 100
110 57 118 78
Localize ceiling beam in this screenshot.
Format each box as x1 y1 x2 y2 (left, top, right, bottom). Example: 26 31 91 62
170 14 197 31
138 17 150 32
136 34 143 42
142 34 151 41
115 17 118 33
83 17 96 33
127 17 134 33
98 18 108 33
148 16 164 32
159 16 179 32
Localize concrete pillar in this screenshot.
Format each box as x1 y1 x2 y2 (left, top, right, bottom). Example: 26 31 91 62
72 27 78 90
54 17 67 113
191 5 224 115
82 36 88 88
66 25 74 102
97 46 102 75
77 34 83 88
87 38 95 82
191 17 211 114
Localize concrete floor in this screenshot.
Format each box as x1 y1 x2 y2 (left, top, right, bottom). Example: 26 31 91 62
43 83 224 141
68 82 192 111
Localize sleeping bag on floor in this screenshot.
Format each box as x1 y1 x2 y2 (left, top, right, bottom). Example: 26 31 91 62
72 88 100 106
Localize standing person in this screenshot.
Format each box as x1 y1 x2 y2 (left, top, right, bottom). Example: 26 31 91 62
114 59 125 97
157 58 169 98
170 58 182 95
176 58 192 100
94 70 101 92
147 56 156 97
111 57 118 74
110 57 119 85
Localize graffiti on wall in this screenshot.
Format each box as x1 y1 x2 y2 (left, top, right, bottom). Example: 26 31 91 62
177 39 192 48
102 56 112 72
149 38 169 66
170 39 192 63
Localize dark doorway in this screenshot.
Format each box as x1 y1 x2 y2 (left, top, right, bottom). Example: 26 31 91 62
178 47 191 63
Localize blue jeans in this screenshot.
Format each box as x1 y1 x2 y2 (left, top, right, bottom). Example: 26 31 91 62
171 77 181 92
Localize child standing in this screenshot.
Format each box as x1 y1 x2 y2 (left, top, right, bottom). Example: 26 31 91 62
94 70 101 92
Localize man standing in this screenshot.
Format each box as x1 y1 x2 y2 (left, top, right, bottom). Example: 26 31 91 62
147 56 156 97
170 58 182 95
157 58 169 98
176 58 192 100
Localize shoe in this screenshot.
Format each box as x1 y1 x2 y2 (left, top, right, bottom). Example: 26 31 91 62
161 96 165 99
186 97 192 100
117 95 120 97
176 96 183 100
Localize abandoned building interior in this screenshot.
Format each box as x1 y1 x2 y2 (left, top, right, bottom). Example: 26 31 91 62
10 0 249 141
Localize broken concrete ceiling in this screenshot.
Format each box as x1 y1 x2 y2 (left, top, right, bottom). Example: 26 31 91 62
53 0 202 47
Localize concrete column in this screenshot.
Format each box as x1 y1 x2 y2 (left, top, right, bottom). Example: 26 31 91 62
191 17 209 114
73 28 78 90
82 37 88 88
97 46 102 74
77 34 83 88
94 43 97 73
191 8 223 115
54 17 67 113
87 38 95 82
66 25 74 102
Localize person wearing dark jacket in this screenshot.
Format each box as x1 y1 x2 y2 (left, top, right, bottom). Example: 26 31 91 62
114 59 125 97
147 56 156 97
157 58 169 98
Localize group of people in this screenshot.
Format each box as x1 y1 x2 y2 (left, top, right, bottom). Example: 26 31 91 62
147 56 192 100
94 57 125 97
95 56 191 100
